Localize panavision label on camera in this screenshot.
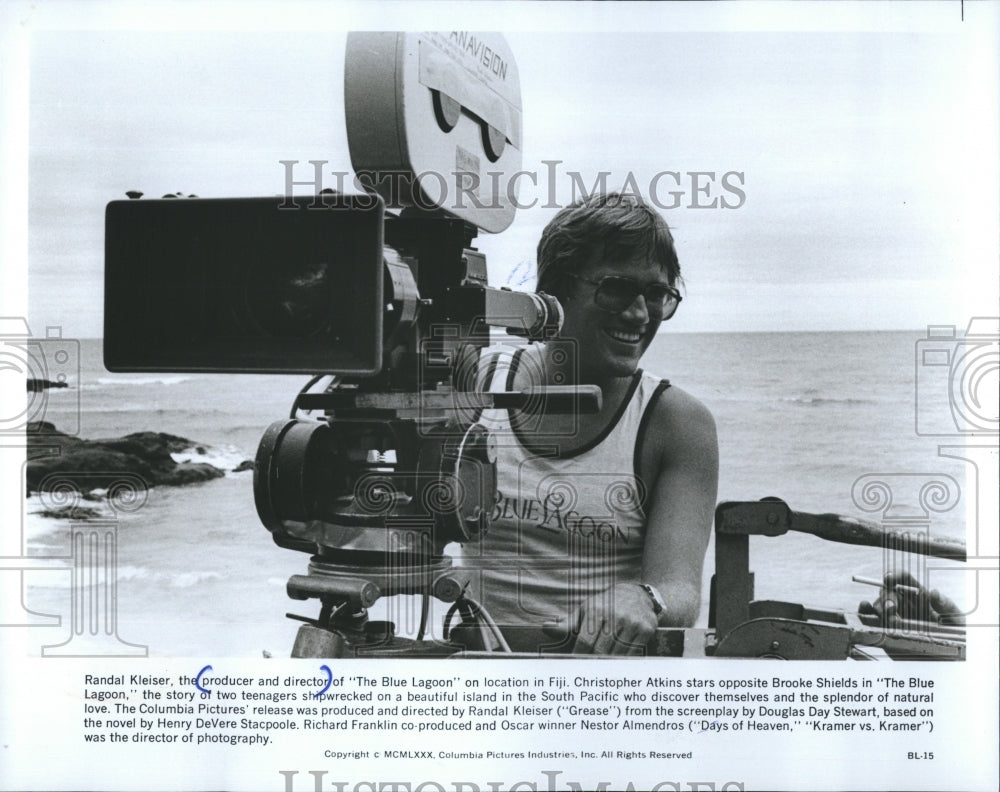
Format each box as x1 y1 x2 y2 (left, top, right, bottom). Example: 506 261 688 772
345 32 523 232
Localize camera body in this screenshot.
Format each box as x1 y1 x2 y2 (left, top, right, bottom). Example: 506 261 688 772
104 193 386 376
914 317 999 437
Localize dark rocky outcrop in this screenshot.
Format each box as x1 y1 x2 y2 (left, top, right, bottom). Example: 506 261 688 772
26 425 227 494
38 505 105 520
27 378 70 392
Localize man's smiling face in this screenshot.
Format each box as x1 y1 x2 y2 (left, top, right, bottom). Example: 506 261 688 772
557 256 672 384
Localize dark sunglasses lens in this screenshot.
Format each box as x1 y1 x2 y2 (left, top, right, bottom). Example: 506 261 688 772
644 284 671 306
594 278 640 312
594 278 679 316
647 282 682 313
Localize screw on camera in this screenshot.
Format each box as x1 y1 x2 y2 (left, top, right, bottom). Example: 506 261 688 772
0 317 81 436
915 317 999 437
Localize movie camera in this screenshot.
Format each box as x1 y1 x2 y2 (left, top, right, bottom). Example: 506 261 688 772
105 33 600 657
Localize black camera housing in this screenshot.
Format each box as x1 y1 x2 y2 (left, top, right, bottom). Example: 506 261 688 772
104 194 385 375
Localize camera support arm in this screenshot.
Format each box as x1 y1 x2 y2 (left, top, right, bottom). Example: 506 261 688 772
714 498 966 561
708 499 967 660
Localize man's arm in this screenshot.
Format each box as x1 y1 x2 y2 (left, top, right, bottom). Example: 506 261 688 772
641 387 718 627
572 387 718 654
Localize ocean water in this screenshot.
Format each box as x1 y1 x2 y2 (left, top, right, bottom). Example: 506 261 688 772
20 331 970 657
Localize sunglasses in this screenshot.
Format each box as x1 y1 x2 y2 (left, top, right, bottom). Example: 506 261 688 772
565 273 682 319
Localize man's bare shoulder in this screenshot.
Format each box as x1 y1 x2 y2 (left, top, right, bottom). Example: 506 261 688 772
645 383 718 463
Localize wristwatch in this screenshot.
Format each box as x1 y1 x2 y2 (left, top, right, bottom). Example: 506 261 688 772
638 583 666 616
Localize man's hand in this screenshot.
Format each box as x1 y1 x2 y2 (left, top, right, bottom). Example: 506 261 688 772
858 572 965 627
566 583 659 655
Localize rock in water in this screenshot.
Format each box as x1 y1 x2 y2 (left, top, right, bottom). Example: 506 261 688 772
26 426 226 494
37 505 105 520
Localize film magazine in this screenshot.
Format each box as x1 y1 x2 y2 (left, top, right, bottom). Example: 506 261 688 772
1 4 998 792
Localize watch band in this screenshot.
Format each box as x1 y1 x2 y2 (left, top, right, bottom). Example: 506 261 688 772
639 583 666 616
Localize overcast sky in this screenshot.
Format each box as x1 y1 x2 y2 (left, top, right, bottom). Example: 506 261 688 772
3 2 998 337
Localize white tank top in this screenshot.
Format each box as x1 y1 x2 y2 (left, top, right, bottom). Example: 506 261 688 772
455 344 670 626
